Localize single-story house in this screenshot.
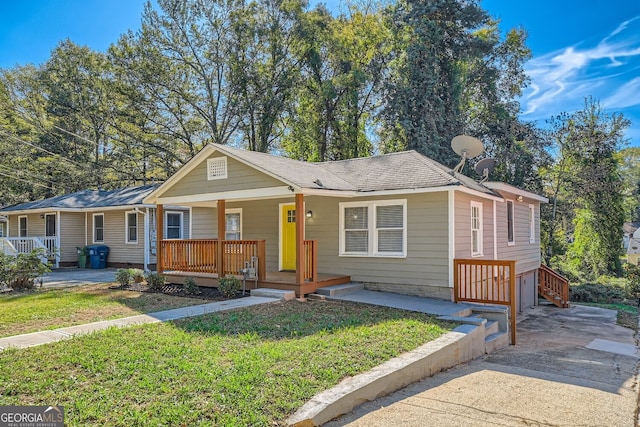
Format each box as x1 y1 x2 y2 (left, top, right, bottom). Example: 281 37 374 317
144 143 554 310
0 185 189 270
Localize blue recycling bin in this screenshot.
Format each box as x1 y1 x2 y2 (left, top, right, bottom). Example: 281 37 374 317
87 245 109 269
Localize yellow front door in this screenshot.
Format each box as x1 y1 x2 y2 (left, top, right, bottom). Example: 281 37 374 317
281 204 296 270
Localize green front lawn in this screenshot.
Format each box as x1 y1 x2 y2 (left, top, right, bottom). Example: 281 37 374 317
0 284 210 338
0 300 453 426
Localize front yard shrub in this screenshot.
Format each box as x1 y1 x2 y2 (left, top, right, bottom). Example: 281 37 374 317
130 269 145 283
183 277 199 295
115 269 132 287
145 272 166 290
0 249 50 290
570 283 627 303
217 274 241 298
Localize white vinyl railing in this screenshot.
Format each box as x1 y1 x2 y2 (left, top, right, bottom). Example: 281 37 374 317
2 237 57 267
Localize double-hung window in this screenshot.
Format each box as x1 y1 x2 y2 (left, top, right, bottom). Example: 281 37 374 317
506 200 515 245
340 199 407 257
93 214 104 243
166 212 183 239
529 204 535 244
225 209 242 240
126 212 138 243
471 201 483 256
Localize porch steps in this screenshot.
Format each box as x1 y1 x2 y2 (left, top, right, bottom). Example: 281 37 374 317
315 282 364 297
250 288 296 301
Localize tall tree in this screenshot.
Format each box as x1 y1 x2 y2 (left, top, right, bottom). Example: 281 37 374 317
544 97 629 277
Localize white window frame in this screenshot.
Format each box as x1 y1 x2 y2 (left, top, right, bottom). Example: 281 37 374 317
506 200 515 246
45 213 56 237
165 211 184 239
125 211 138 244
471 201 483 257
339 199 407 258
207 157 228 180
0 222 4 237
93 213 104 243
225 208 242 240
18 215 28 237
529 204 535 244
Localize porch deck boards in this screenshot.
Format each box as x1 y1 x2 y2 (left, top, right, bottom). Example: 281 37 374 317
162 270 351 296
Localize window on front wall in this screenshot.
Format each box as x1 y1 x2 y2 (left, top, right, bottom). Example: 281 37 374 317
340 200 406 257
126 212 138 243
471 201 483 256
225 209 242 240
506 200 515 245
529 204 535 244
166 212 183 239
94 214 104 243
0 222 5 237
18 216 27 237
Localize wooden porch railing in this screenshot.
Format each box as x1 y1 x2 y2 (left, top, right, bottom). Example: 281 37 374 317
303 240 318 283
454 259 517 345
538 264 570 308
159 239 266 281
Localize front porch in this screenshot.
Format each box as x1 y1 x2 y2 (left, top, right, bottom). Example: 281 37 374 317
0 237 59 267
158 237 350 296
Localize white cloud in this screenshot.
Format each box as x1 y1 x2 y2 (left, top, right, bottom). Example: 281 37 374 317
521 16 640 120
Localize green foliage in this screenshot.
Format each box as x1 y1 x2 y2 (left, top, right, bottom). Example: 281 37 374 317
0 250 50 290
183 277 199 295
144 272 166 291
114 268 132 287
570 283 627 304
217 274 241 298
130 268 144 283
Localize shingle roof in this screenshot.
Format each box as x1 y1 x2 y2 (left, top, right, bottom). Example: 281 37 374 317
0 184 158 212
215 144 498 196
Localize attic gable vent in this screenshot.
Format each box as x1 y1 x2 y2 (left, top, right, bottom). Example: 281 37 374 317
207 157 228 180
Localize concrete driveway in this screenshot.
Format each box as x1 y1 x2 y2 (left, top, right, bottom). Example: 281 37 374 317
327 304 640 427
38 268 117 288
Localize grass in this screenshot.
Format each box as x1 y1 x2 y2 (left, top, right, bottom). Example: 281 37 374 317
0 284 210 338
0 299 454 426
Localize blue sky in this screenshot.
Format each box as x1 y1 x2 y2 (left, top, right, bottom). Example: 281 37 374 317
1 0 639 146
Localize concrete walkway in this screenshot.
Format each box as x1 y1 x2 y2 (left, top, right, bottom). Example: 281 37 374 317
326 303 640 427
0 295 280 351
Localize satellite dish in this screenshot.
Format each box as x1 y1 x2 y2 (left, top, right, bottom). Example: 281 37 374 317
475 158 496 183
451 135 484 174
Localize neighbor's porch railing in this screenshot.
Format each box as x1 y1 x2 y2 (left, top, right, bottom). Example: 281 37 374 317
454 259 517 345
1 237 55 266
538 264 570 308
159 239 266 281
303 240 318 283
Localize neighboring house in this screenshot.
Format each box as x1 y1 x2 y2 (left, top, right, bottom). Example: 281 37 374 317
623 222 640 251
627 226 640 266
0 185 190 270
144 143 550 310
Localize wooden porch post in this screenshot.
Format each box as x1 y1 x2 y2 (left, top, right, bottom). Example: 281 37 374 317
217 199 225 277
156 204 164 273
295 193 304 286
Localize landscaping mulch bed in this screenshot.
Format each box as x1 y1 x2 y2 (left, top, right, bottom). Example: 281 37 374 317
109 282 249 301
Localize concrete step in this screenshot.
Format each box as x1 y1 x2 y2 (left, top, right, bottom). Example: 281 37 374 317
485 330 509 354
250 288 296 301
484 320 500 337
316 282 364 297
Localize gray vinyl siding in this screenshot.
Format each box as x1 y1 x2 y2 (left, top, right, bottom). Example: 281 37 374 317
159 153 285 199
495 192 542 275
87 210 144 265
191 207 217 238
8 213 45 237
59 212 85 263
454 192 495 260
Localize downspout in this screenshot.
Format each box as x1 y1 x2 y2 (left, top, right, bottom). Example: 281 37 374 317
56 211 61 268
493 200 498 260
135 207 149 272
448 188 455 288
